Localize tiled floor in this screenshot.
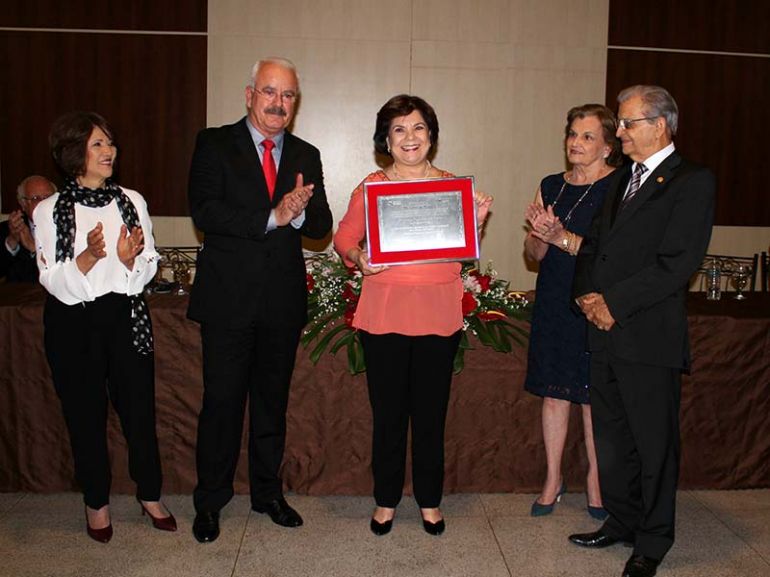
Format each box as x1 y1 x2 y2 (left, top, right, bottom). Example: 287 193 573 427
1 490 768 577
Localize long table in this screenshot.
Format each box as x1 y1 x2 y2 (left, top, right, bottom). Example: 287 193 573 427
1 284 768 495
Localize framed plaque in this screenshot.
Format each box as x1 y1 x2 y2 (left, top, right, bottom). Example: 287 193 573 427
364 176 478 266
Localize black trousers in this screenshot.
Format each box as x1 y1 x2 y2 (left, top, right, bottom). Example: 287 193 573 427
590 351 681 561
194 321 301 513
44 293 162 510
359 330 461 509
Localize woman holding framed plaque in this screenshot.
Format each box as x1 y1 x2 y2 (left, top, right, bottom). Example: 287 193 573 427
334 94 492 537
523 104 622 520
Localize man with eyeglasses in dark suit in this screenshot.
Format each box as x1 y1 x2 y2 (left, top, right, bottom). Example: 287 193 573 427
187 57 332 543
570 85 715 577
1 175 56 282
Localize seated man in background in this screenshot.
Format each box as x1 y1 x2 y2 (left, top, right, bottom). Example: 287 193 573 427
0 175 56 282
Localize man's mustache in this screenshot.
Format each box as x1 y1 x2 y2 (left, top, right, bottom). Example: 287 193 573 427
265 106 287 116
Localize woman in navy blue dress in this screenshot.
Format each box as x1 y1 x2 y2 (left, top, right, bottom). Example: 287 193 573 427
524 104 622 519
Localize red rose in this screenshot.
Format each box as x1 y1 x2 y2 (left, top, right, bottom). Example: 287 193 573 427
477 275 491 292
462 292 478 316
306 273 315 292
469 270 491 292
344 306 356 327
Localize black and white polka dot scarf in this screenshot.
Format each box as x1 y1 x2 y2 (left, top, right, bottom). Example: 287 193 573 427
53 178 154 355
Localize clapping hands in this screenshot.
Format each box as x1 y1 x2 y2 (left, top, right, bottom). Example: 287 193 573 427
7 210 35 253
117 224 145 269
275 173 314 226
526 202 565 244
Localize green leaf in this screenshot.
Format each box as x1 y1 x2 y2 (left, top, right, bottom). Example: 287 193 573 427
458 330 473 351
488 322 512 353
469 317 496 348
347 334 366 374
309 323 349 364
300 313 339 347
453 346 466 374
330 329 355 354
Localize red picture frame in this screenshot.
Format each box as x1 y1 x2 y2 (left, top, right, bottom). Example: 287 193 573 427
364 176 478 266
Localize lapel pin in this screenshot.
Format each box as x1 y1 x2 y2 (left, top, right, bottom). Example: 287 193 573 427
657 176 664 183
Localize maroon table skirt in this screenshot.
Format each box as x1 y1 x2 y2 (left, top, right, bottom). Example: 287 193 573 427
1 284 768 495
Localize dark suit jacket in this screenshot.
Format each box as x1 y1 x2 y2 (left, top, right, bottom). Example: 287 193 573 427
187 118 333 329
0 219 39 283
573 151 715 369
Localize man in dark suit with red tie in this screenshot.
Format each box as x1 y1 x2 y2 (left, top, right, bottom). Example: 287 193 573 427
569 85 715 577
187 57 332 543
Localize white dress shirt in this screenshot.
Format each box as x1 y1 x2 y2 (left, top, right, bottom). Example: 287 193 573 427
626 143 676 194
33 187 159 305
245 118 306 231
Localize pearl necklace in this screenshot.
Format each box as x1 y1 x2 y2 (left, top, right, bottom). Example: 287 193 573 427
391 160 432 181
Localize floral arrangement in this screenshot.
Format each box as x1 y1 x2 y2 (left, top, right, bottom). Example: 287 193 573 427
302 251 531 375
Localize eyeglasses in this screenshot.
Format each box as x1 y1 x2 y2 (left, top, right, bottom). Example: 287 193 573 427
618 116 659 130
254 87 298 103
20 194 53 202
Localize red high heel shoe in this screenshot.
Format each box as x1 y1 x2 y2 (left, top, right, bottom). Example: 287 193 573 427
85 507 113 543
137 498 177 532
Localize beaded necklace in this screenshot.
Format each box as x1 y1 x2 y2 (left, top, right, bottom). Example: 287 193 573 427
391 160 432 180
551 175 597 226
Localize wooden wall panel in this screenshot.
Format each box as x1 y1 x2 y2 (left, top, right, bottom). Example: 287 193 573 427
608 0 770 54
606 49 768 226
0 0 206 32
0 31 207 216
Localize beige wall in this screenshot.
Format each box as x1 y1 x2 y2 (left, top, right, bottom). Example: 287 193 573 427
136 0 770 288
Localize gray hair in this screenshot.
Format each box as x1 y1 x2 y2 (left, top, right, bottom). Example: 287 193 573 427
618 85 679 137
16 175 56 200
249 57 300 88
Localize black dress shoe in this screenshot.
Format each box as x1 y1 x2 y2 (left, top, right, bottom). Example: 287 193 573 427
192 511 220 543
369 517 393 536
622 554 659 577
252 498 303 527
422 518 445 536
568 530 620 548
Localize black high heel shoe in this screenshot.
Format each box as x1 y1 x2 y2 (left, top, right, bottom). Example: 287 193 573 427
137 498 177 532
420 509 445 536
369 517 393 536
422 518 445 536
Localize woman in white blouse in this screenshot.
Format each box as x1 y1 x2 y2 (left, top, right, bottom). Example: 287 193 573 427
35 111 175 542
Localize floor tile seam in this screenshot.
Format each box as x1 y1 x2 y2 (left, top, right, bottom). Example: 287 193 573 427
231 512 251 577
485 514 514 577
689 493 770 563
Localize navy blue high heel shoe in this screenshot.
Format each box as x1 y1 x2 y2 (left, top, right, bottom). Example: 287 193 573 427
587 505 608 520
530 482 567 516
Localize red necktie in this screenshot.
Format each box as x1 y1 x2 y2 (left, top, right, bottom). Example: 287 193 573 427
261 139 277 199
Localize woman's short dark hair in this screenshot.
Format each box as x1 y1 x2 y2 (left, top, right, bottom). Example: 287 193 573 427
49 111 114 178
373 94 439 156
565 104 623 168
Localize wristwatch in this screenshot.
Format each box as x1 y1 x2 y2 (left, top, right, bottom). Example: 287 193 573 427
560 234 569 250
